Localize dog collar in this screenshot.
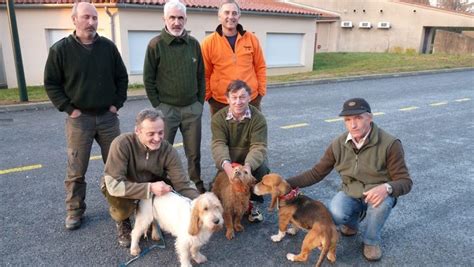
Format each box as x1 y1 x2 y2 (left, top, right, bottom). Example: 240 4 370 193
279 188 300 201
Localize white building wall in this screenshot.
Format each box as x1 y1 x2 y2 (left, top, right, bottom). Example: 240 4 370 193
0 6 316 88
293 0 474 53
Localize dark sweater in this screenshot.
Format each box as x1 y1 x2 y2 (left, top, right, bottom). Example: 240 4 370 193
143 29 205 107
44 34 128 115
211 105 268 171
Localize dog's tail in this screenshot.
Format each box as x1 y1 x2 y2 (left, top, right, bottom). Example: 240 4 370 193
315 233 331 267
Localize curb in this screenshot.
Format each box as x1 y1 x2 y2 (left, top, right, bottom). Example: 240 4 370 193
1 67 472 113
266 67 474 88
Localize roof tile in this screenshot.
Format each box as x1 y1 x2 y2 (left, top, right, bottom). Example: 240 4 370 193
1 0 335 17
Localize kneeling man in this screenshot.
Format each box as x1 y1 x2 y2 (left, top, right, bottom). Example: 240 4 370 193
210 80 270 222
287 98 412 261
102 108 199 247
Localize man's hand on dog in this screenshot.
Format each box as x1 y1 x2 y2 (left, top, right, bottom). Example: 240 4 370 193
150 181 172 196
362 184 388 208
223 161 235 181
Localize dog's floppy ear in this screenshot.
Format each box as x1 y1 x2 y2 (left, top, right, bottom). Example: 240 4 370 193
249 173 257 186
269 187 280 211
188 199 202 236
278 177 292 196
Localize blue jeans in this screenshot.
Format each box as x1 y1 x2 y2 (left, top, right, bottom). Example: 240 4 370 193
329 191 396 246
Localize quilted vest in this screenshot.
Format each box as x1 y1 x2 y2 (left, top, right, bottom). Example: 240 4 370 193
331 123 397 198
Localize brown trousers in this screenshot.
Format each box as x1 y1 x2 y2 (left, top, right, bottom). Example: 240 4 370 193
156 102 203 187
101 185 137 222
64 111 120 216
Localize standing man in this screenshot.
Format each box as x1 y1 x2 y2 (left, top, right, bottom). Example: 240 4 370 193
44 2 128 230
211 80 270 222
287 98 413 261
102 108 199 247
201 0 266 114
144 0 205 193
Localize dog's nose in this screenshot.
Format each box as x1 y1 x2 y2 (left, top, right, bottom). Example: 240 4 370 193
213 218 221 225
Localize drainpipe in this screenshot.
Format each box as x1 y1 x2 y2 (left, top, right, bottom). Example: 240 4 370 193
105 6 116 43
6 0 27 100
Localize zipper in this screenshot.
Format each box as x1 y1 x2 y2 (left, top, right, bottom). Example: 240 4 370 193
354 154 359 174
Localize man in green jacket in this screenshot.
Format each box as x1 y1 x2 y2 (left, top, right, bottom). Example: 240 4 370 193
102 108 199 247
211 80 270 222
287 98 413 261
44 2 128 231
143 0 205 193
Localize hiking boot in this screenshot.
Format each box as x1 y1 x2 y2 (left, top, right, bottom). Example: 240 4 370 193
65 215 82 230
247 201 264 223
340 225 357 236
116 218 132 247
363 244 382 261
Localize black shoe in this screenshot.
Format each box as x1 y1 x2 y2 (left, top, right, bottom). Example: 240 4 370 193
65 215 82 230
247 201 264 223
116 218 132 247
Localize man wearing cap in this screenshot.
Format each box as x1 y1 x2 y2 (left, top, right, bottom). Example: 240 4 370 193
286 98 412 261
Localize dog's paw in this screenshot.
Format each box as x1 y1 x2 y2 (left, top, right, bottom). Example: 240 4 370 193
225 230 235 240
130 246 141 256
286 253 296 261
287 227 297 235
234 224 244 232
327 252 336 263
193 253 207 264
271 234 283 242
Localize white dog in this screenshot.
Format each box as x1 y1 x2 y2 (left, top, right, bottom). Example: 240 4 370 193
130 192 224 267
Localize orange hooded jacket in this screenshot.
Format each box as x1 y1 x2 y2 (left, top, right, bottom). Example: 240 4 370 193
201 24 266 104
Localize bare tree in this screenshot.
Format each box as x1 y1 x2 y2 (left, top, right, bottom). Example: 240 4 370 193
410 0 431 4
434 0 474 12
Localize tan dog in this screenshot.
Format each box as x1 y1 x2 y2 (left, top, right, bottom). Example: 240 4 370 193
212 165 256 240
254 173 338 267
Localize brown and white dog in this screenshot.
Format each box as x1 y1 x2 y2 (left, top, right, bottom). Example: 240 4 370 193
254 173 338 267
130 192 224 267
212 165 256 240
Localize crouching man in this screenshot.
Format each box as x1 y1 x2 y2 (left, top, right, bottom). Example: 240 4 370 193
101 108 199 247
287 98 412 261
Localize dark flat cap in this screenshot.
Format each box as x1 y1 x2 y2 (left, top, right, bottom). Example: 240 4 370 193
339 98 371 116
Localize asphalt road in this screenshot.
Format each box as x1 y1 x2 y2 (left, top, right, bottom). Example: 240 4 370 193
1 70 473 266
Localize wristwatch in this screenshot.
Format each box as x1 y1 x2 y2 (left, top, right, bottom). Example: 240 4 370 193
385 183 393 195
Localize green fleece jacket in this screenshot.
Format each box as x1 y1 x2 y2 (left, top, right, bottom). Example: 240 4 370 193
44 34 128 115
287 123 412 198
103 133 199 200
211 105 268 171
143 29 205 107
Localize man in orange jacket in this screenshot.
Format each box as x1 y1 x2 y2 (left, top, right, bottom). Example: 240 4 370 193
201 0 267 114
